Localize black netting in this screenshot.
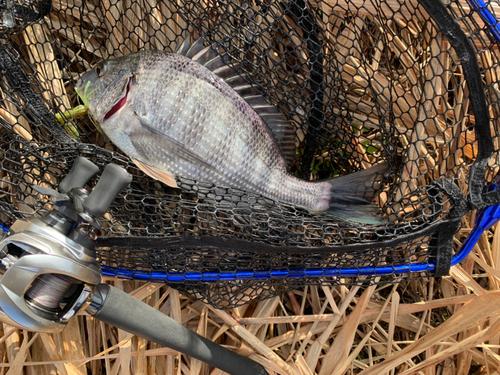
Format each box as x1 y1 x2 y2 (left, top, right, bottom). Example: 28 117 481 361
1 0 500 308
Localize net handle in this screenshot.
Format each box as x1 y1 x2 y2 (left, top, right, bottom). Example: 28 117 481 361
419 0 495 212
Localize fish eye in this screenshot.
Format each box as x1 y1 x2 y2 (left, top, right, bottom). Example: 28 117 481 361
94 62 107 77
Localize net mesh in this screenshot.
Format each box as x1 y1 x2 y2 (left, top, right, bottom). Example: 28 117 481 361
1 0 500 307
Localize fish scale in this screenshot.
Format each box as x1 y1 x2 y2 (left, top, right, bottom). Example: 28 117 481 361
76 39 388 224
145 60 270 191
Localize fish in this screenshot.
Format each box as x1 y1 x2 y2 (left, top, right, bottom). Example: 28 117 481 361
75 37 388 224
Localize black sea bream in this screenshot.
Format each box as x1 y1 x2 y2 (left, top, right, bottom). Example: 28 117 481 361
76 38 387 224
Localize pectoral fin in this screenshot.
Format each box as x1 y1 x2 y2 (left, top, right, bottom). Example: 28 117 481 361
132 113 221 176
132 158 178 188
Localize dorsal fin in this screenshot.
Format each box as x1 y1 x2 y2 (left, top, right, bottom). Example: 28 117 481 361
232 84 259 98
204 56 226 71
185 38 206 59
212 64 242 80
175 37 206 59
225 75 249 88
175 37 191 56
243 95 269 107
176 37 297 168
192 47 219 66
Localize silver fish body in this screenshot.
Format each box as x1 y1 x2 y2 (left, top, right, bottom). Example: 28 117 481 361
76 42 387 224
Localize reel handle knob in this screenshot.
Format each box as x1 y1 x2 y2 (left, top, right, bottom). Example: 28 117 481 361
59 157 99 193
83 164 131 217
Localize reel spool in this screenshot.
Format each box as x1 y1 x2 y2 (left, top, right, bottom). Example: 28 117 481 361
0 157 131 332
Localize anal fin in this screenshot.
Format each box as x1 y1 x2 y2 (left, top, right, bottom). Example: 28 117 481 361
132 158 179 188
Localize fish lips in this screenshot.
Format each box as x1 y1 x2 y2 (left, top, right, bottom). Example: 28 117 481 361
103 76 132 121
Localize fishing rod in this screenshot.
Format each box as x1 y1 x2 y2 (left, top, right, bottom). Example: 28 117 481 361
0 157 269 375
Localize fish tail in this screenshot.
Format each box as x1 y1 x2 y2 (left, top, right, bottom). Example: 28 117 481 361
325 162 389 225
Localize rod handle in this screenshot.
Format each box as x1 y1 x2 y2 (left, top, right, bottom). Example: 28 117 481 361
90 284 270 375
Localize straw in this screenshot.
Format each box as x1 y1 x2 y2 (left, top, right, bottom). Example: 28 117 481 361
2 0 500 374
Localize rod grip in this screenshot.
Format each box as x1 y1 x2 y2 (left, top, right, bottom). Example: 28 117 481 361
92 284 269 375
59 157 99 193
83 164 131 217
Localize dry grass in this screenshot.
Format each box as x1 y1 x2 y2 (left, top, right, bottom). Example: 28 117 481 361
2 0 500 374
3 216 500 375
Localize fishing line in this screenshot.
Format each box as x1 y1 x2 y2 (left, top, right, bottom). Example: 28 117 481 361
25 274 81 314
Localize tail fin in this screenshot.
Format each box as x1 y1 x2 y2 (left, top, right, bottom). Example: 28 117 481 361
327 163 389 225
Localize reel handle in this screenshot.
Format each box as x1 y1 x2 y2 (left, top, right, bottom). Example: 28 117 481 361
83 163 132 217
59 157 99 193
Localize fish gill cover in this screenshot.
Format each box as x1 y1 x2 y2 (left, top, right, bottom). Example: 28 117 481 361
1 0 500 307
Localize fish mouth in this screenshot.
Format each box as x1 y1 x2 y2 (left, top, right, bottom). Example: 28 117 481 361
103 77 131 121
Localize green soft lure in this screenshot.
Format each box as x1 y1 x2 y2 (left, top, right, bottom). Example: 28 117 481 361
54 105 85 138
73 80 103 134
54 81 100 138
55 105 88 124
51 115 80 138
75 80 98 109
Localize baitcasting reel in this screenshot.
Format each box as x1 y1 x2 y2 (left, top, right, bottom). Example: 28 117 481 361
0 157 131 332
0 157 270 375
